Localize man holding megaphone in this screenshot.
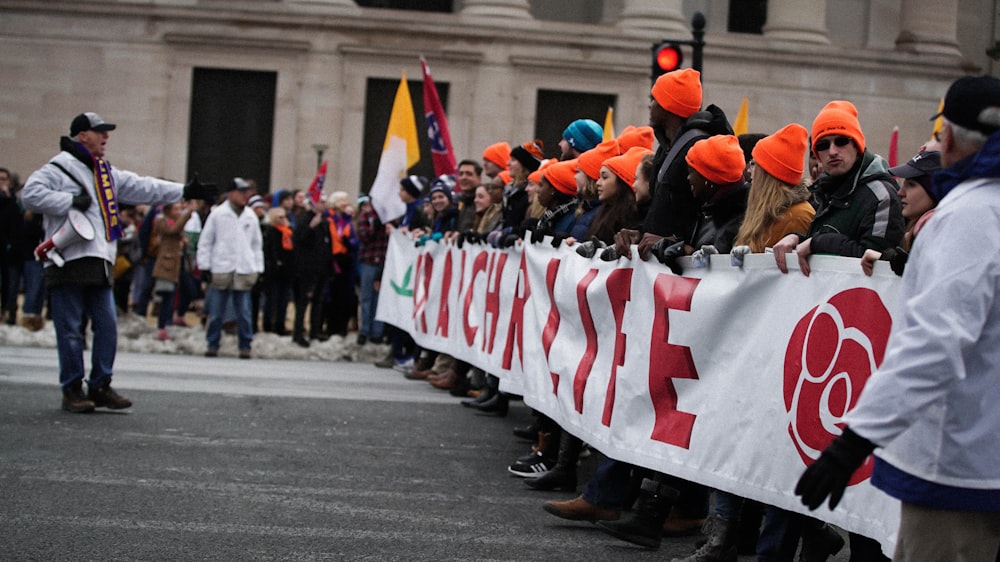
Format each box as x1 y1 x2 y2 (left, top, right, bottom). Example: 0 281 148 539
21 112 218 413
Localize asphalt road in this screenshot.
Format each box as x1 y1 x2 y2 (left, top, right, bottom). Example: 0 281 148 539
0 346 845 561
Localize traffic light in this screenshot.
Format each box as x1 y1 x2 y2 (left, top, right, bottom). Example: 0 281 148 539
651 41 684 81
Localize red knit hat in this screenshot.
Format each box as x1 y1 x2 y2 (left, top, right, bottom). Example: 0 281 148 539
685 135 745 185
650 68 702 118
543 159 579 196
752 123 808 185
603 146 654 191
617 125 655 151
577 139 621 181
482 141 511 170
811 100 865 154
528 158 556 184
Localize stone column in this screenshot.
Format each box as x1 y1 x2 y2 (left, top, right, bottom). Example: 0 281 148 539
459 0 532 19
617 0 688 35
762 0 830 44
895 0 962 56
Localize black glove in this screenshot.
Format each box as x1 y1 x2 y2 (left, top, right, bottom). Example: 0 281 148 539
530 227 548 244
884 247 909 277
500 232 520 248
599 245 620 261
183 174 219 201
794 427 875 510
201 271 212 285
576 237 606 259
550 232 569 249
652 239 686 275
71 193 92 211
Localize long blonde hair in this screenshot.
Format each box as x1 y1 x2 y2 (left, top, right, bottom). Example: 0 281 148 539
735 166 811 252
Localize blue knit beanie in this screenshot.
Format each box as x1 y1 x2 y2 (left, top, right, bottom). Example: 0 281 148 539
562 119 604 152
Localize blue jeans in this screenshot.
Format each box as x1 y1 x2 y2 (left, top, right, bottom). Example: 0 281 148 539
49 284 117 390
205 287 253 351
21 260 45 316
582 458 635 510
714 490 745 522
358 262 384 339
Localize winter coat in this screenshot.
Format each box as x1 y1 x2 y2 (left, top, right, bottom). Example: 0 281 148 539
570 200 601 241
152 210 193 283
293 209 333 285
644 104 734 241
196 201 264 277
22 137 184 269
807 151 904 257
845 133 1000 509
688 184 748 254
263 224 296 282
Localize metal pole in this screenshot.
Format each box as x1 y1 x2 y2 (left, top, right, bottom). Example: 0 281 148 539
691 11 706 76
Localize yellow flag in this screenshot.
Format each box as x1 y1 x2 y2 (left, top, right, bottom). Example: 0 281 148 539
733 97 749 137
930 98 944 140
603 107 615 141
370 72 421 222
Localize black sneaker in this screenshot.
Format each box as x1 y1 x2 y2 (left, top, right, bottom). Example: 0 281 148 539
293 336 310 348
508 452 555 478
62 382 95 413
88 381 132 409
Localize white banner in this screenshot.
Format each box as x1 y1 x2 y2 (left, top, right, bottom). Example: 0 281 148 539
377 230 903 554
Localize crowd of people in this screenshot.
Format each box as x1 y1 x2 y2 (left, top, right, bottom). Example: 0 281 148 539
3 71 999 561
364 71 1000 562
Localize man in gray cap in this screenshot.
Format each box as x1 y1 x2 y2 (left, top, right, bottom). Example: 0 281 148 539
197 177 264 359
796 75 1000 561
22 112 217 413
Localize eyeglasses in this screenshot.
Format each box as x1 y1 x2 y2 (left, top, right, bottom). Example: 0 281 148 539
814 136 852 152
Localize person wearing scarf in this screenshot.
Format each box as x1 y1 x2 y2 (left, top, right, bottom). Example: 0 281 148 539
21 112 217 413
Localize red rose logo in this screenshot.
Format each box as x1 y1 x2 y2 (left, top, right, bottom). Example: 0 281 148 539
784 288 891 485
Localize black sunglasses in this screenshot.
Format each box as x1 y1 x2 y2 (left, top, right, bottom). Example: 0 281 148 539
814 136 852 152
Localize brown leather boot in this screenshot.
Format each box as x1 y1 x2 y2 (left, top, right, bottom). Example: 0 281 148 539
429 369 458 390
88 380 133 409
62 380 95 413
543 497 621 522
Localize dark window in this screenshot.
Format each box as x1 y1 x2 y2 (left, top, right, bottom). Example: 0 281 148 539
360 77 449 193
355 0 452 12
534 90 617 161
728 0 767 34
187 68 276 194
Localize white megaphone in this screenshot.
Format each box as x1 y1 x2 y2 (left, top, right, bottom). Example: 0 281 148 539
34 208 96 267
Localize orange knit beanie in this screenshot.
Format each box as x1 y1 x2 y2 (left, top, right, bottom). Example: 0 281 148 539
543 159 579 196
650 68 702 118
604 146 654 191
617 125 655 151
482 141 511 170
811 101 865 154
752 123 808 186
577 139 621 181
685 135 745 185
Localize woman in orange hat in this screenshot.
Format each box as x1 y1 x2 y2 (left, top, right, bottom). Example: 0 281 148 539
651 134 749 271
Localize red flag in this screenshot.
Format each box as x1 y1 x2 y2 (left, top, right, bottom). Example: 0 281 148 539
421 57 457 180
888 127 899 168
308 160 328 204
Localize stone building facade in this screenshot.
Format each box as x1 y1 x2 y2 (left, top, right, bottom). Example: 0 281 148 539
0 0 995 195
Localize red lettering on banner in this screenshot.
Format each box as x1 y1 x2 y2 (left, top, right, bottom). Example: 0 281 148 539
482 252 508 353
571 269 600 413
501 252 531 371
603 268 632 426
413 253 433 333
648 274 701 448
463 251 489 346
541 259 561 393
435 250 453 338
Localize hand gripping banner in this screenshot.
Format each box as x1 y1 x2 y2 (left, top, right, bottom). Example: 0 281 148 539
377 231 903 555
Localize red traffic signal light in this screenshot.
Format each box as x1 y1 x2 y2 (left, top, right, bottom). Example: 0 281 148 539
652 42 684 79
